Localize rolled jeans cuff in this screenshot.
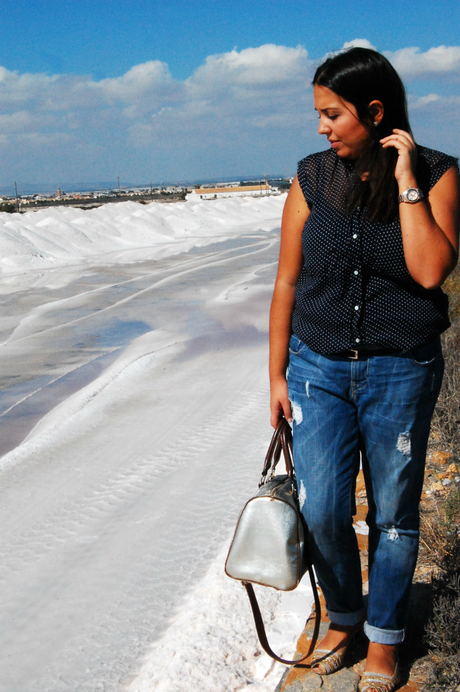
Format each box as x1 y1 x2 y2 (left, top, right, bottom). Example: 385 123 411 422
364 621 405 644
327 608 366 627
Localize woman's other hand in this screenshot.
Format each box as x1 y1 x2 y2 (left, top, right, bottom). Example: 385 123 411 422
270 375 292 428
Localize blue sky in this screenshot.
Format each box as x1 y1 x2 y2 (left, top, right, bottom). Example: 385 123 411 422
0 0 459 189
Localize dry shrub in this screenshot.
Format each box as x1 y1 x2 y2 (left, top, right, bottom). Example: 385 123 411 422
442 267 460 323
421 519 456 576
424 574 460 692
430 321 460 457
422 270 460 691
421 487 460 570
444 484 460 526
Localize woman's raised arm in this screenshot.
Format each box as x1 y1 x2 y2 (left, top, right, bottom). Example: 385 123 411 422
269 175 310 426
381 130 460 288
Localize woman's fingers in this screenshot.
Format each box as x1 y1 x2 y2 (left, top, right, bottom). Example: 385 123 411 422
380 128 414 142
270 398 292 428
270 378 292 427
380 129 417 182
380 130 415 151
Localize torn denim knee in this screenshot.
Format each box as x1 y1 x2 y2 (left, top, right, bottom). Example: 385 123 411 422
396 431 411 456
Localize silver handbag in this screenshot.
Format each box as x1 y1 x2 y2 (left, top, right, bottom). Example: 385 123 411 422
225 418 320 665
225 421 306 590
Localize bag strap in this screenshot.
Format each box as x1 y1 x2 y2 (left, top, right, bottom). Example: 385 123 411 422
260 418 294 486
243 564 321 667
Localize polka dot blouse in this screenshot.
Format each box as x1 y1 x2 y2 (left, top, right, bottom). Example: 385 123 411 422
292 146 458 354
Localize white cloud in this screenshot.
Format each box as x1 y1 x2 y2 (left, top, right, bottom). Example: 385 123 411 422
0 44 312 136
179 45 312 130
409 93 460 109
95 60 181 112
0 44 316 182
0 67 62 108
342 39 378 51
409 93 441 109
408 94 460 154
0 41 459 185
0 111 33 133
190 44 310 89
386 45 460 79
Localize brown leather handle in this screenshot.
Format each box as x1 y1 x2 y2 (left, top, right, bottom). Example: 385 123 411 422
260 418 294 486
280 422 294 476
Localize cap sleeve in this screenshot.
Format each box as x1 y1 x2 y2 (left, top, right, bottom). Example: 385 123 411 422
297 155 318 210
416 147 459 194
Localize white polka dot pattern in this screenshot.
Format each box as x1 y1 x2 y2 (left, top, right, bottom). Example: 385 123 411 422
292 147 458 353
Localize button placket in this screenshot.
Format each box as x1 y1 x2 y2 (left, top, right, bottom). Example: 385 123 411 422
350 211 363 344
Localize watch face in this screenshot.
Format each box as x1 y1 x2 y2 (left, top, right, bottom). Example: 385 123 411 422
407 188 419 202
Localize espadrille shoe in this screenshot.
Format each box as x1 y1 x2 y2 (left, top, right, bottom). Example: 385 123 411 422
310 643 349 675
311 623 362 676
358 663 400 692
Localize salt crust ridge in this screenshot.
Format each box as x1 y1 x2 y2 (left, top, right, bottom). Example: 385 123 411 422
0 195 286 277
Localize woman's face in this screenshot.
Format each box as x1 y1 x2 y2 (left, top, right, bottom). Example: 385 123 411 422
313 84 371 159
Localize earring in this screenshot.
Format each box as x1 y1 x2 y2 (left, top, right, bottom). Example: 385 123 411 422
374 121 378 126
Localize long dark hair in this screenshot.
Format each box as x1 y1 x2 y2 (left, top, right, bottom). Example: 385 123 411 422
313 47 412 223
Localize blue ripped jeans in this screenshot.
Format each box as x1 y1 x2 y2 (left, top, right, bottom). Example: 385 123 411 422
287 336 444 644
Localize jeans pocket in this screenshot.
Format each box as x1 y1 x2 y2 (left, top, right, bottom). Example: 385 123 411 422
289 335 307 356
409 338 442 366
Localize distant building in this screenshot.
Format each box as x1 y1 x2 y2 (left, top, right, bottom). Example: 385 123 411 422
200 182 240 189
186 184 278 201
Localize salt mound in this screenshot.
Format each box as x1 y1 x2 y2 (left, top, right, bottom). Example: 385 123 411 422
0 195 285 274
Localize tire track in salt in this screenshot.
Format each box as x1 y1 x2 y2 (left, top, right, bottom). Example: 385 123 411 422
0 347 272 691
0 379 268 576
0 347 119 418
0 233 279 459
3 237 278 346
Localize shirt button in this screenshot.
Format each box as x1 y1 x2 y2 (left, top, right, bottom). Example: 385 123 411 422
356 338 360 343
354 305 359 310
352 233 358 239
354 270 358 275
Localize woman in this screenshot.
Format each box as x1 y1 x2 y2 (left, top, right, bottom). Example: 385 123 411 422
269 47 459 692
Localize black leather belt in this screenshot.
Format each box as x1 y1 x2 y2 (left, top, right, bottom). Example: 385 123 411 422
338 347 404 360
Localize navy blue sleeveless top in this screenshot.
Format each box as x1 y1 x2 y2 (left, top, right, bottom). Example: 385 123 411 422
292 146 458 354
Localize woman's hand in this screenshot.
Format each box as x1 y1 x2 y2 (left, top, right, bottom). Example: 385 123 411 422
378 130 459 288
380 129 418 187
270 375 292 428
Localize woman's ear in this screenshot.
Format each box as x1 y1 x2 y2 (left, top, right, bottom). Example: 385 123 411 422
368 100 384 126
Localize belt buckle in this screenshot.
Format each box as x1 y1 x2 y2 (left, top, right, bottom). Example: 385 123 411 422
349 349 359 360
